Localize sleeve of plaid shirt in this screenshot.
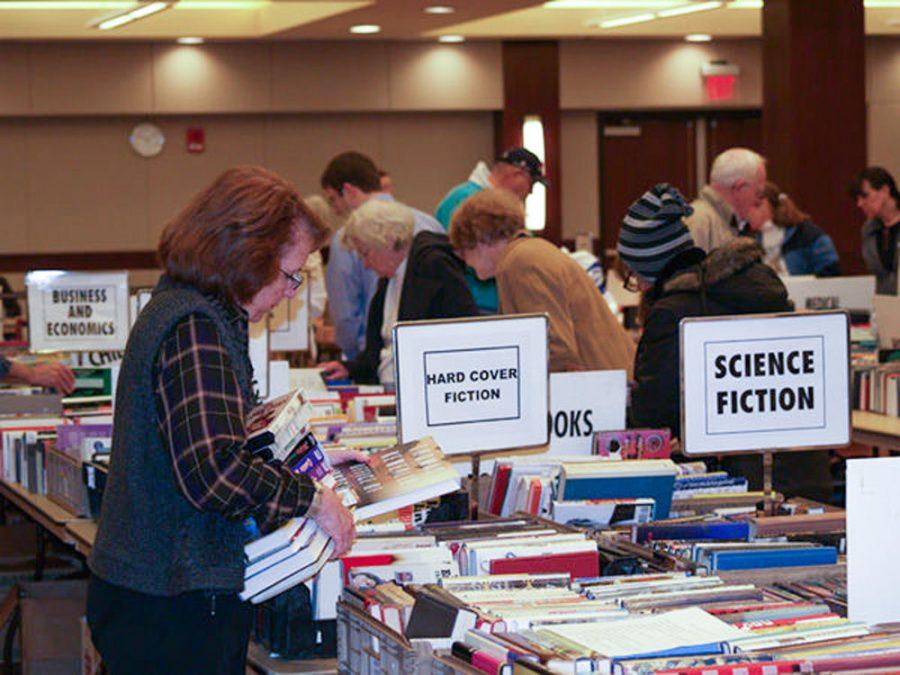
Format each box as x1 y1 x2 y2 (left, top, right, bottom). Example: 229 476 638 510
154 313 317 531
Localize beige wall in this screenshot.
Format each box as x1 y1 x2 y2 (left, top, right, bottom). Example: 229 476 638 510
0 112 494 255
0 41 503 115
867 38 900 182
1 37 897 261
560 39 763 110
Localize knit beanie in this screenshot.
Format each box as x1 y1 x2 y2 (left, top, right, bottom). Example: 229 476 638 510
617 183 695 285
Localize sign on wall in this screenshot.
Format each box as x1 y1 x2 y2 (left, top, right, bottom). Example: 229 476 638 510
680 311 850 455
549 370 626 455
393 314 549 455
26 271 129 352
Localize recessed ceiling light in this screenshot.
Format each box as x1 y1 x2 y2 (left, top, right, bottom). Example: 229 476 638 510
438 35 465 43
685 33 712 41
176 36 204 45
726 0 762 7
425 5 455 13
592 12 656 28
658 1 722 17
349 24 381 34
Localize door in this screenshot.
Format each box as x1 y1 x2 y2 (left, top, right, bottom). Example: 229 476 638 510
599 115 696 265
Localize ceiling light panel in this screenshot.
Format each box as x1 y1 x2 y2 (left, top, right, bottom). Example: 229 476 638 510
593 12 656 28
657 1 722 17
546 1 688 7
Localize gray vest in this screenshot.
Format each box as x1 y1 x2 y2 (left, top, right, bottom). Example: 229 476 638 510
88 276 256 596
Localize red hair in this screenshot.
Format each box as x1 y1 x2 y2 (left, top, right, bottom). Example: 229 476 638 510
158 166 327 305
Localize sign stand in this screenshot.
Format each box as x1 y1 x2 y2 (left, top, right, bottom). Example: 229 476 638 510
762 450 775 515
468 453 481 519
679 310 851 516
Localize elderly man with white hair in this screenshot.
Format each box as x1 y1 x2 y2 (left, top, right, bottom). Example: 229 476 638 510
685 147 767 252
319 199 477 385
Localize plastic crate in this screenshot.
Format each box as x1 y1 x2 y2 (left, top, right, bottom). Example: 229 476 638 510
46 447 90 517
336 600 436 675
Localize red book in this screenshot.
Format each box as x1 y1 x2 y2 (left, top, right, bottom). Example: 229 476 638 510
340 554 394 586
654 661 803 674
471 650 505 674
489 550 599 580
488 464 512 515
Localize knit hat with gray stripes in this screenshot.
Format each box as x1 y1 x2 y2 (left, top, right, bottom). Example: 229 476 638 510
618 183 695 285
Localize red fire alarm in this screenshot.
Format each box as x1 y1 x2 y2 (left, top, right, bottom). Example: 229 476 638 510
701 61 740 102
186 127 205 153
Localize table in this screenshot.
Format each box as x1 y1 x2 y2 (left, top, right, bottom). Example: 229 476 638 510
852 411 900 455
0 479 337 674
0 480 92 580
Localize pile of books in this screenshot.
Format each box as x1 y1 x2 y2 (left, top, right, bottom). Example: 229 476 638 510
852 360 900 416
339 563 896 675
486 457 679 524
241 435 460 604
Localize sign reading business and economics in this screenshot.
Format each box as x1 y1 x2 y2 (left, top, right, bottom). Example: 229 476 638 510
26 271 129 352
680 310 850 455
393 314 549 455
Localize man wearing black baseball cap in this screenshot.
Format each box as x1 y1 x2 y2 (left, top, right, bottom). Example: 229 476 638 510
434 146 547 312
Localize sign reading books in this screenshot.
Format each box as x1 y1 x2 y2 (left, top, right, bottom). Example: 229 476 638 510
393 314 549 455
680 311 850 455
548 370 626 455
26 271 129 352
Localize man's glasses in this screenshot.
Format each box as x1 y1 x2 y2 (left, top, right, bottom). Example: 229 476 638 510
281 269 304 291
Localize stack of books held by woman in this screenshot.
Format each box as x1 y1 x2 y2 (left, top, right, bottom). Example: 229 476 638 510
240 429 460 604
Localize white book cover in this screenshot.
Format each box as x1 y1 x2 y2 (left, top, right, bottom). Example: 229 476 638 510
542 606 744 659
552 498 655 528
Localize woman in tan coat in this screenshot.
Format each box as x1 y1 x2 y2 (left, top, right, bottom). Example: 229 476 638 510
449 188 635 374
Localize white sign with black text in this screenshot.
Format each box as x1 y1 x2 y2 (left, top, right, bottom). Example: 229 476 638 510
394 314 549 455
269 281 310 352
549 370 627 455
26 271 129 352
680 311 850 455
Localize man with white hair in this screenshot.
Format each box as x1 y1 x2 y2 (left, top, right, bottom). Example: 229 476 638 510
685 147 767 252
320 151 442 359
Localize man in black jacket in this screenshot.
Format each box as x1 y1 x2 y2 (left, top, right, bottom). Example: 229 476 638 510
619 184 832 502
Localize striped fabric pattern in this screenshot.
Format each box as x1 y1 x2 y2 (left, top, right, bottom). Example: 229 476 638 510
618 183 695 284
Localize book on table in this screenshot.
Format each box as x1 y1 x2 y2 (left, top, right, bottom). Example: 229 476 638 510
240 435 459 603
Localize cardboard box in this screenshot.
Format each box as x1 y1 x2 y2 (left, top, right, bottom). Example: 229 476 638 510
19 580 87 675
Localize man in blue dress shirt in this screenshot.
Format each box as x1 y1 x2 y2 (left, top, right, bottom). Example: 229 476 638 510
321 152 442 359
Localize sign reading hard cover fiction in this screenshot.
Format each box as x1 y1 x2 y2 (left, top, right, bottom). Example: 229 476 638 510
548 370 626 455
393 314 549 455
26 271 129 352
268 281 310 352
680 311 850 455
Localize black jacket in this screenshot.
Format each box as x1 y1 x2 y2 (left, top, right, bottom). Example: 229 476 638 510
630 238 792 435
345 231 478 383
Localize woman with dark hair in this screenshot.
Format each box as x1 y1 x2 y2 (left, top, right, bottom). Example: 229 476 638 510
747 181 841 277
851 166 900 295
87 166 357 674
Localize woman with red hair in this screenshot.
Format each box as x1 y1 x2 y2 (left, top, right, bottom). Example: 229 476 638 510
87 166 356 674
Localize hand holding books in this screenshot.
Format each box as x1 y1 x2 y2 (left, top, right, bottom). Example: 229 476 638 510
309 484 356 558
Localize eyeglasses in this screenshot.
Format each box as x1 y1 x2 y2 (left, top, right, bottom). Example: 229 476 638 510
281 268 304 291
623 270 640 293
